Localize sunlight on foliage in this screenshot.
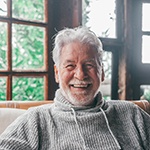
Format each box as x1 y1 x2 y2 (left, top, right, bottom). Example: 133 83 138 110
0 0 45 100
13 77 44 101
12 0 44 21
141 85 150 102
12 24 44 70
0 78 6 101
0 22 7 70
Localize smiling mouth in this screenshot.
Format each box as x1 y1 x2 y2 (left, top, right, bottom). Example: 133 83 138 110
70 84 91 88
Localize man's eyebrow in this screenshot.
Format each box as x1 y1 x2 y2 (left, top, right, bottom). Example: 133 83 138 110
63 59 96 65
63 60 75 65
84 59 96 63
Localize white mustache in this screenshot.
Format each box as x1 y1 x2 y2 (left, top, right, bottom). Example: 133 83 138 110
69 80 92 85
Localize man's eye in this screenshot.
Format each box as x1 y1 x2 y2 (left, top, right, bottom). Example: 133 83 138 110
65 64 75 70
85 64 95 69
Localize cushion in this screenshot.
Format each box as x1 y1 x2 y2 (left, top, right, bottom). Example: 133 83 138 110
0 108 26 134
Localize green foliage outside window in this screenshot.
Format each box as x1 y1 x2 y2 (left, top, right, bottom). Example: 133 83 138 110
0 22 7 70
0 0 45 101
141 86 150 102
12 78 44 101
12 0 44 21
0 78 6 100
144 92 150 102
12 24 44 70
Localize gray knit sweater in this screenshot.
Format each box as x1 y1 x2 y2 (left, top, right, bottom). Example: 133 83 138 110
0 89 150 150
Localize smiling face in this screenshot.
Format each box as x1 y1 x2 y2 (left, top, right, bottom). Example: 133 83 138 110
54 41 104 106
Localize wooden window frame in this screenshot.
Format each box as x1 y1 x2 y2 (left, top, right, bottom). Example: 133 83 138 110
131 0 150 99
97 0 124 100
0 0 81 101
0 0 55 100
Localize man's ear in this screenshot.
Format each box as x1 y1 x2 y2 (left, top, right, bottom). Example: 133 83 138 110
54 65 59 83
101 65 105 82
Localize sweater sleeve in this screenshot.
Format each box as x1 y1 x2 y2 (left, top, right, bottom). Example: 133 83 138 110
132 105 150 149
0 109 40 150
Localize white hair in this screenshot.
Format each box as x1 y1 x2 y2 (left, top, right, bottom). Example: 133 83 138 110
52 26 103 66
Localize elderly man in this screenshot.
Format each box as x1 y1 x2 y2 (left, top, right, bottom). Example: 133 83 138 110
0 27 150 150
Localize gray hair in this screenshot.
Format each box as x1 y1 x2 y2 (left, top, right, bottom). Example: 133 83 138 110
52 26 103 66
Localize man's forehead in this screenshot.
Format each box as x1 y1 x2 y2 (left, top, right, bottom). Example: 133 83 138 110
63 58 97 64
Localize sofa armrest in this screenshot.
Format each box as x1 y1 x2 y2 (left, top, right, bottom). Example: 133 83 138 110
0 101 53 110
130 100 150 114
0 108 26 134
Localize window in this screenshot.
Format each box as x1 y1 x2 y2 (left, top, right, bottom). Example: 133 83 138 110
82 0 150 100
2 0 149 101
138 1 150 101
82 0 120 99
130 0 150 100
100 51 112 100
0 0 52 101
140 85 150 100
142 3 150 63
82 0 116 38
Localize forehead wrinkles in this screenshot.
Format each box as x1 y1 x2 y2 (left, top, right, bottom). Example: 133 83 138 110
63 58 97 65
59 42 99 63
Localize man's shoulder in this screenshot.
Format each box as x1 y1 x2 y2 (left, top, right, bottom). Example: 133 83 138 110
106 100 135 106
25 103 54 117
106 100 133 105
104 100 138 112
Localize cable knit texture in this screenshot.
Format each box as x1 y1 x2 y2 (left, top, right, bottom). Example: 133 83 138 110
0 89 150 150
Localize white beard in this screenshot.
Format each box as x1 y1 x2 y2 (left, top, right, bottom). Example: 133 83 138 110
60 86 99 106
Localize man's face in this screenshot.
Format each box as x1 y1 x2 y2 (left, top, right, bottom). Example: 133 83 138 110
54 42 104 106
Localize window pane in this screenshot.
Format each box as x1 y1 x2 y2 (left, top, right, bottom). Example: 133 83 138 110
142 35 150 63
0 0 7 16
142 3 150 31
12 24 44 70
0 22 7 70
99 51 112 100
12 0 44 21
0 77 7 100
12 77 44 101
82 0 116 38
140 85 150 102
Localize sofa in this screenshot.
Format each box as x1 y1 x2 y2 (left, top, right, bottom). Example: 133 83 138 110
0 101 52 134
0 100 150 134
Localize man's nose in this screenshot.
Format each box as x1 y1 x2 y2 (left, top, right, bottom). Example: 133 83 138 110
74 66 87 80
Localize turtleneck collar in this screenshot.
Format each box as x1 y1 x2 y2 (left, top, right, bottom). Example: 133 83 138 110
54 89 105 112
54 89 121 149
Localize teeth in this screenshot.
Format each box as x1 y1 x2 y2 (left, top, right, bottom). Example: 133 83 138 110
73 84 88 88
